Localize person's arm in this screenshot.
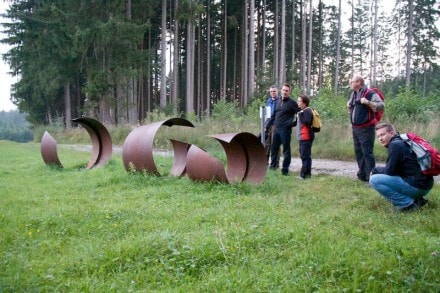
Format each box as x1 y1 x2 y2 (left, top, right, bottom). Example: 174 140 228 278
381 142 402 175
362 92 384 112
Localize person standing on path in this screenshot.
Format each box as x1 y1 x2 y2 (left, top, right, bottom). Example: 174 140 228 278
296 95 315 179
347 75 384 184
263 85 280 165
268 83 300 176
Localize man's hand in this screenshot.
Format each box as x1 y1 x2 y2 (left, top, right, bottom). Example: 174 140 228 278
360 97 369 105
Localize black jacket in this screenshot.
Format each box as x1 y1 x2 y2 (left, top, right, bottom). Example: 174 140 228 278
268 97 300 129
372 135 434 190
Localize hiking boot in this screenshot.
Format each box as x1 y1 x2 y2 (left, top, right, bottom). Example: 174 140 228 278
414 197 428 208
400 203 418 212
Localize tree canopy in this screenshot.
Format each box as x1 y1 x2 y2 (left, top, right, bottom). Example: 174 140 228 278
1 0 439 126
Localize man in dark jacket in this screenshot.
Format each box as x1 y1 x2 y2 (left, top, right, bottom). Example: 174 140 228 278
347 75 384 184
370 123 434 211
268 83 300 176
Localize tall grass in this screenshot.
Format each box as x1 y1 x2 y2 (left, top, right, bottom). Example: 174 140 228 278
0 141 439 291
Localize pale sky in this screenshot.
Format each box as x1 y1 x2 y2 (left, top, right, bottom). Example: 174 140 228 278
0 1 17 111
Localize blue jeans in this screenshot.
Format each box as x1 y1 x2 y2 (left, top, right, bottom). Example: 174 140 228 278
369 174 431 210
270 127 292 173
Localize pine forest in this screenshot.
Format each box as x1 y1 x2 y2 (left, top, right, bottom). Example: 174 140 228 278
1 0 439 126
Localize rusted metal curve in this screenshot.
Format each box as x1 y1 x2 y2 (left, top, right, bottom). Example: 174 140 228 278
41 131 63 167
122 118 194 174
210 132 267 184
72 117 113 169
186 145 228 183
169 139 191 177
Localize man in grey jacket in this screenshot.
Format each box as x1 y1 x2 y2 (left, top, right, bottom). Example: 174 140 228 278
347 75 385 184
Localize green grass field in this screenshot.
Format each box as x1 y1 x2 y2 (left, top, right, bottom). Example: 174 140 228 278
1 140 439 291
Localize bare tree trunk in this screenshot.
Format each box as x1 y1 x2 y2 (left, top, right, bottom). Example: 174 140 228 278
350 2 354 75
274 0 279 84
372 0 378 86
307 0 313 94
186 20 195 114
405 0 413 88
262 0 267 82
172 0 179 114
147 24 152 114
248 0 255 102
197 14 202 116
242 1 249 107
160 0 167 108
334 0 341 94
279 0 286 84
318 0 323 89
301 0 307 90
221 1 227 100
64 83 72 128
291 0 296 84
206 0 211 115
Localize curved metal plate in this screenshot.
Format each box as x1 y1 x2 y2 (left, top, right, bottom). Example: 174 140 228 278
72 117 113 169
169 139 191 177
210 132 267 184
186 145 228 183
41 131 63 167
122 118 194 174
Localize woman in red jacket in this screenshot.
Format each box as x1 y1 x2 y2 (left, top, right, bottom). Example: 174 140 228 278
296 95 315 179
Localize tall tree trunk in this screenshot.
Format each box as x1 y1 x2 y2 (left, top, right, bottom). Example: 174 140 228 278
317 0 323 89
372 0 378 86
160 0 167 108
301 0 307 90
172 0 179 114
242 1 249 107
248 0 255 102
197 14 202 116
279 0 286 85
405 0 413 88
274 0 279 84
221 1 227 100
334 0 341 94
350 2 354 76
186 19 195 114
124 0 137 124
291 0 296 85
307 0 313 94
64 83 72 128
206 0 211 115
262 0 267 83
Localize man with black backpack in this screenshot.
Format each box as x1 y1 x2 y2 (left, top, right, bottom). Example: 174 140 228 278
370 123 433 212
347 75 385 185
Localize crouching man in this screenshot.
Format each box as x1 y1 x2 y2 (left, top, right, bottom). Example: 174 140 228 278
369 123 434 211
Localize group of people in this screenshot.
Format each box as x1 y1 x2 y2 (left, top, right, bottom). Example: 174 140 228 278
262 76 434 212
264 83 313 179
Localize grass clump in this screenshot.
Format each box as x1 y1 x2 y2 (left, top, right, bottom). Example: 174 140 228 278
0 140 439 291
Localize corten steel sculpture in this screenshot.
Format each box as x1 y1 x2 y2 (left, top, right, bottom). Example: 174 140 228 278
122 118 194 175
169 139 192 177
72 117 113 169
185 132 267 184
41 131 62 167
40 117 113 169
185 145 228 183
210 132 267 184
